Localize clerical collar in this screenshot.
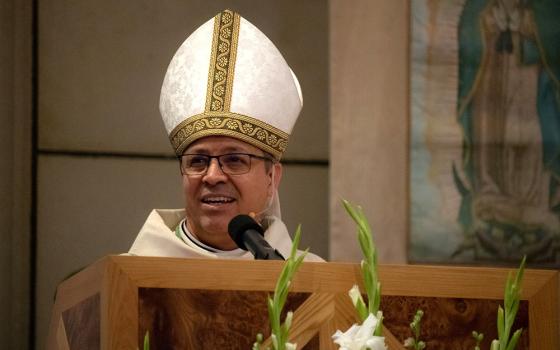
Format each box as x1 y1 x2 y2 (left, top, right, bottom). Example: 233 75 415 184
176 219 245 255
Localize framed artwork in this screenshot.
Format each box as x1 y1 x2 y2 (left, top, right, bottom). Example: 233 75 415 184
409 0 560 267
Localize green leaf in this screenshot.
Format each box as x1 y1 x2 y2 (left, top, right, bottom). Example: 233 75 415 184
506 328 523 350
374 312 384 337
357 301 369 321
271 334 279 350
143 331 150 350
513 257 526 293
372 282 381 313
497 306 504 341
290 225 302 258
492 256 526 350
262 225 308 350
342 199 383 330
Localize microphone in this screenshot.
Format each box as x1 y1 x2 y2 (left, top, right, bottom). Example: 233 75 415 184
228 214 285 260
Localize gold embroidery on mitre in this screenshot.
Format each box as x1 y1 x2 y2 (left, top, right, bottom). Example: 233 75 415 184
205 10 240 113
169 112 289 159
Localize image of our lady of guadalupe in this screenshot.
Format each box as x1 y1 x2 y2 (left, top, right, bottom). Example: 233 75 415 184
452 0 560 264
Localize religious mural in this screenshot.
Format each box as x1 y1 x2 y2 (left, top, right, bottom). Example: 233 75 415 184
410 0 560 266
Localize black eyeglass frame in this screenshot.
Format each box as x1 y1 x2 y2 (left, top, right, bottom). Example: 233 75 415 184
178 152 275 175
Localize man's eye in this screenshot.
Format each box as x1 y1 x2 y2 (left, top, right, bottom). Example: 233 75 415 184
224 155 241 162
223 154 249 165
188 156 207 166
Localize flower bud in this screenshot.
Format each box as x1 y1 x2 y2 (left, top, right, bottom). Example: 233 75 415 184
403 337 414 347
285 311 293 329
285 342 297 350
348 285 363 306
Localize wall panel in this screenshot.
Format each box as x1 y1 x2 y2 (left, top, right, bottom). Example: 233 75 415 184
330 0 408 263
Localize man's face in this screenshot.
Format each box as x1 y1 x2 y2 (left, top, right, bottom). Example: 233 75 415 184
182 136 282 250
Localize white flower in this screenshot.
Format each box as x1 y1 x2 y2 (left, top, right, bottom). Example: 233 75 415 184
403 337 414 347
285 342 297 350
285 311 293 329
332 313 387 350
270 334 297 350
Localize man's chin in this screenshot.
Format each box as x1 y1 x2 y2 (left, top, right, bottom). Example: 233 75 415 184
199 218 232 237
188 212 240 244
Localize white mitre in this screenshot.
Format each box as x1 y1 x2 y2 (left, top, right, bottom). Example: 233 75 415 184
160 9 303 159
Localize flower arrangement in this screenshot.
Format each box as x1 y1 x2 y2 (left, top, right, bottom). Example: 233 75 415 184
253 225 308 350
331 200 387 350
403 310 425 350
333 200 527 350
489 256 526 350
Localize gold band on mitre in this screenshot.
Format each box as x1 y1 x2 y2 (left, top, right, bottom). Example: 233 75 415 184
205 10 240 113
169 112 289 159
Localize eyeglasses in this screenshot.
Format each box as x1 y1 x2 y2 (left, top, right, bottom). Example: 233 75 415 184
179 153 273 175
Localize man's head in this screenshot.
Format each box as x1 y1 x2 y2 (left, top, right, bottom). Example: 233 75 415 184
180 136 282 250
159 9 302 249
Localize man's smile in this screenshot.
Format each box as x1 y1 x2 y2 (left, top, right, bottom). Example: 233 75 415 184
200 194 236 205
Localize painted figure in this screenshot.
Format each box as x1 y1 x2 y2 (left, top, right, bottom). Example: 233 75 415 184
454 0 560 262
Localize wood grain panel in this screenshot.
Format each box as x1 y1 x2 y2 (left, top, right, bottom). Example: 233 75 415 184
529 275 559 350
62 293 100 350
138 289 310 349
112 256 552 299
381 296 528 350
47 257 558 349
47 259 105 350
56 318 70 350
103 259 138 350
260 292 334 349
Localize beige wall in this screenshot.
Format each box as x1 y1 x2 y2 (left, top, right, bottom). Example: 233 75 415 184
0 0 32 349
36 1 328 349
330 0 409 263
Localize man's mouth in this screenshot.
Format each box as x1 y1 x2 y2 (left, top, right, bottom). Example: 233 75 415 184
201 196 235 205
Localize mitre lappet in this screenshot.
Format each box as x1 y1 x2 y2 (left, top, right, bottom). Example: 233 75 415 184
159 9 303 160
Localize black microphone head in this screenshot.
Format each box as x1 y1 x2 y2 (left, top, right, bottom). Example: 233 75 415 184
228 214 264 250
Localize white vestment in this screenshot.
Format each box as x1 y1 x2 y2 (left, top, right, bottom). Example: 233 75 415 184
128 209 323 262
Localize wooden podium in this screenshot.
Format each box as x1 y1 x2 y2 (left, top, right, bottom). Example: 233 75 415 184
47 256 558 349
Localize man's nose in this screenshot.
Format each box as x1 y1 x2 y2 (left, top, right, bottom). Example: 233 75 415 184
202 158 227 185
